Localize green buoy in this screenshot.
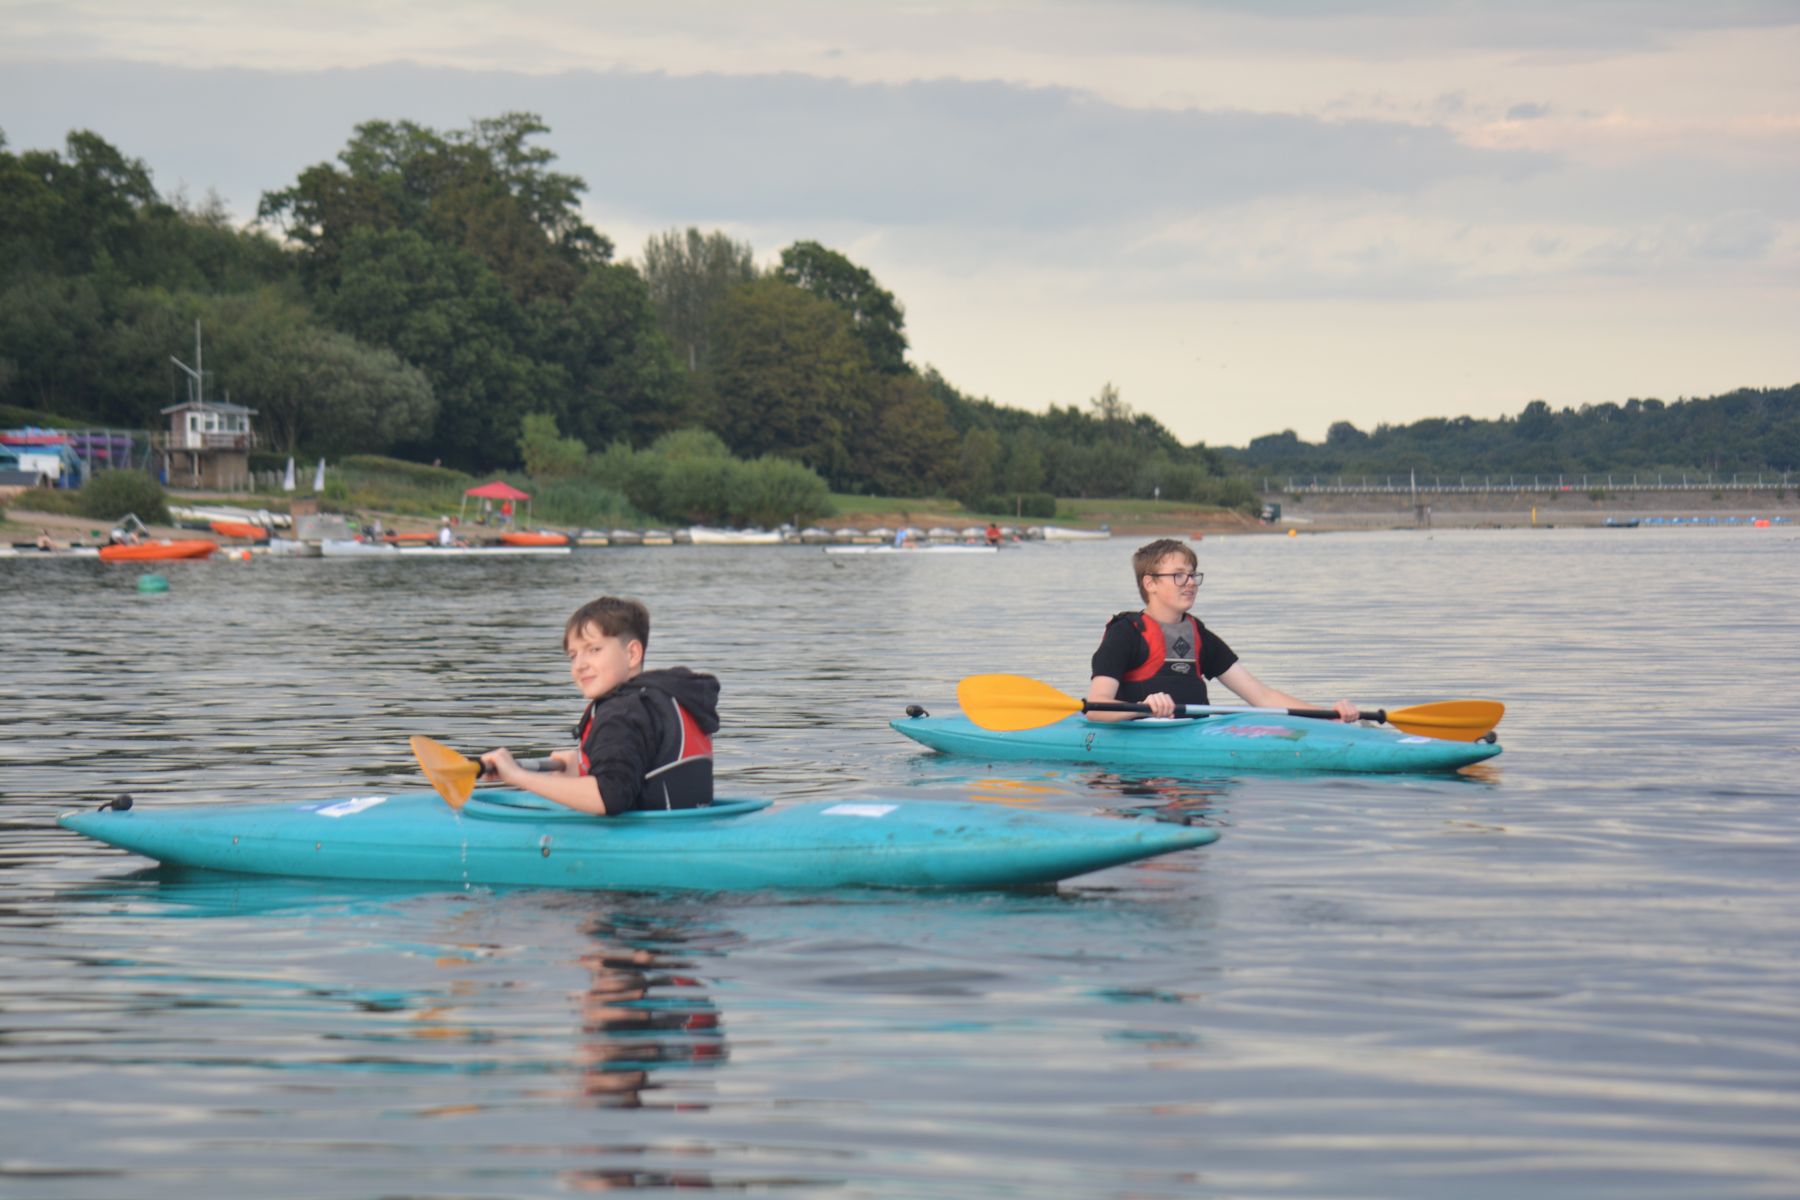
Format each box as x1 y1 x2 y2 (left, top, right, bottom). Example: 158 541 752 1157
137 573 170 594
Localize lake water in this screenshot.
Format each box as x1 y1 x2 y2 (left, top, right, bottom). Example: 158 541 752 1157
2 528 1797 1198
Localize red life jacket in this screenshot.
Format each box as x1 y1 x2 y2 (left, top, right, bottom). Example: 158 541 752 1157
1114 611 1209 705
576 694 713 810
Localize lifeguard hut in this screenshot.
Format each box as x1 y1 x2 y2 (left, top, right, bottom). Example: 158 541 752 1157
153 320 257 491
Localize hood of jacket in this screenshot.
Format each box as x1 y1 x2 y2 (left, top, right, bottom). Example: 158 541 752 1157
621 667 721 733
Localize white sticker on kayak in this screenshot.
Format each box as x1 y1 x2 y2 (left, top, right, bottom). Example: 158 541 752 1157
1397 736 1433 744
314 795 388 818
821 803 897 818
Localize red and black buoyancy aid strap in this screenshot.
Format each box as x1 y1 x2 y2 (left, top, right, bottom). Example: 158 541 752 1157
642 697 712 809
576 693 714 809
1120 611 1203 683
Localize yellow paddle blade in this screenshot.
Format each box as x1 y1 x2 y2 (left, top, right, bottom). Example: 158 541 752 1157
957 674 1085 732
1384 701 1505 742
410 735 480 810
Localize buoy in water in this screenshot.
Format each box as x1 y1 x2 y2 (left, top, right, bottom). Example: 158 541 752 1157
137 573 170 593
1287 528 1298 537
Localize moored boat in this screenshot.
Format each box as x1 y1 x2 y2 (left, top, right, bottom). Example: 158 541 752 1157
58 789 1217 891
688 526 785 545
1035 524 1111 541
500 530 571 547
891 711 1501 773
209 520 269 540
98 539 218 562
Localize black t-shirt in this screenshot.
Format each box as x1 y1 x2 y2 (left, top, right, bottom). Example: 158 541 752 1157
1091 612 1239 704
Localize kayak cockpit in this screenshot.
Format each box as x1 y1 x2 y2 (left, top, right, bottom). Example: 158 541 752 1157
460 791 771 823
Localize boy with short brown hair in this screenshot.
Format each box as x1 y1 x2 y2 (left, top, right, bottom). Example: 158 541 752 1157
480 596 720 814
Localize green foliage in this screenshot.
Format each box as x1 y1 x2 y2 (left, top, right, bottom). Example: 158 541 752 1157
529 477 640 528
519 412 587 479
777 240 908 374
262 114 678 469
581 434 832 526
78 469 169 522
708 278 872 487
1228 386 1800 477
642 228 757 373
11 487 81 515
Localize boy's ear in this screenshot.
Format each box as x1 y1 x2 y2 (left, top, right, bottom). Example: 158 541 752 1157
626 639 645 670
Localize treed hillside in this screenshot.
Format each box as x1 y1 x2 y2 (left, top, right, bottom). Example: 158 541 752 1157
1225 388 1800 478
0 116 1247 511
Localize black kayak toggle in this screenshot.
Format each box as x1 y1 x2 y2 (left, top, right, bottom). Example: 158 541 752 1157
98 795 134 811
904 704 929 718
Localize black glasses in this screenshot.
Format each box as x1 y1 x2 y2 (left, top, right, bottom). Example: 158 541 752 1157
1148 571 1203 586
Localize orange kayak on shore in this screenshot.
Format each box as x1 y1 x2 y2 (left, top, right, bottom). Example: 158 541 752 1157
99 540 219 562
209 520 269 540
500 531 570 547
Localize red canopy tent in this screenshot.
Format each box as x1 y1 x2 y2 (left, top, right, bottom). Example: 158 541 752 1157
460 480 533 527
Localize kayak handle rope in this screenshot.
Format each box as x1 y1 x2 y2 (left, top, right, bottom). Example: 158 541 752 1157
904 705 930 718
91 794 134 811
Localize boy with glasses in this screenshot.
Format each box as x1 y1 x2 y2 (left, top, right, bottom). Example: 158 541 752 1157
1086 538 1359 723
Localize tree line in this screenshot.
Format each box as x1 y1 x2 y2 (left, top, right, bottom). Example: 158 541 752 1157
0 115 1244 512
1227 388 1800 479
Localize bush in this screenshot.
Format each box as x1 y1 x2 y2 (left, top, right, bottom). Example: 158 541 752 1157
79 470 170 523
735 456 833 527
531 477 643 528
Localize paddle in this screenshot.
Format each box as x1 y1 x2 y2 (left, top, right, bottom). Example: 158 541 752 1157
409 736 559 809
956 674 1503 742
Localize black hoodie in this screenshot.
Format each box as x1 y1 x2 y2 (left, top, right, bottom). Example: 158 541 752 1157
574 667 722 813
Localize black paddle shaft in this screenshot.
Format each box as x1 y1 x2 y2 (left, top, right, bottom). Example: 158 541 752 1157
1080 699 1381 723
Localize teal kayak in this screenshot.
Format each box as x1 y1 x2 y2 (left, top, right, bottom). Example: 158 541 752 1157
892 712 1501 773
57 789 1217 891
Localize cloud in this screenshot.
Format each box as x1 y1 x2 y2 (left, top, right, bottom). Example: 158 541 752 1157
0 59 1543 232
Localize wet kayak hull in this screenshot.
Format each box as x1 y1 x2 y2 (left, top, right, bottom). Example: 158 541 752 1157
892 713 1500 773
58 789 1217 891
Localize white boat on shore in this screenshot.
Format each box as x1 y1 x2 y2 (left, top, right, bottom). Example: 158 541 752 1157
688 526 785 545
1035 524 1111 541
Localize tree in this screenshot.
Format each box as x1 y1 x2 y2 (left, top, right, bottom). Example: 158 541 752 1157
642 228 757 372
777 240 908 374
201 287 436 456
259 113 609 303
518 412 588 479
321 227 545 467
708 278 873 487
856 372 960 496
956 427 1003 503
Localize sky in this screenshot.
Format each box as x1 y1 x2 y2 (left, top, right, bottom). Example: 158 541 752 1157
2 1 1796 448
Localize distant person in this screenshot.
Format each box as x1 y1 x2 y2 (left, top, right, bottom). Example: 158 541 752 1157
35 528 56 551
985 522 1001 547
501 498 514 528
1087 538 1360 724
479 596 721 815
438 517 455 547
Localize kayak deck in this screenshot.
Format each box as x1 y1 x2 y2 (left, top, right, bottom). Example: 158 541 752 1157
58 789 1218 891
892 711 1501 774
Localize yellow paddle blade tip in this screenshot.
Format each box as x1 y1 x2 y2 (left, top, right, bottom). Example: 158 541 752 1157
410 735 479 809
957 673 1085 732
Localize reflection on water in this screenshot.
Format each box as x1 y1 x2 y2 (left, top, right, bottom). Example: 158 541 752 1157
4 530 1800 1197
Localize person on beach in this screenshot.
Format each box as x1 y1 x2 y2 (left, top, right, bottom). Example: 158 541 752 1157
985 522 1002 547
35 528 56 551
1087 538 1360 723
479 596 720 814
437 517 456 547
